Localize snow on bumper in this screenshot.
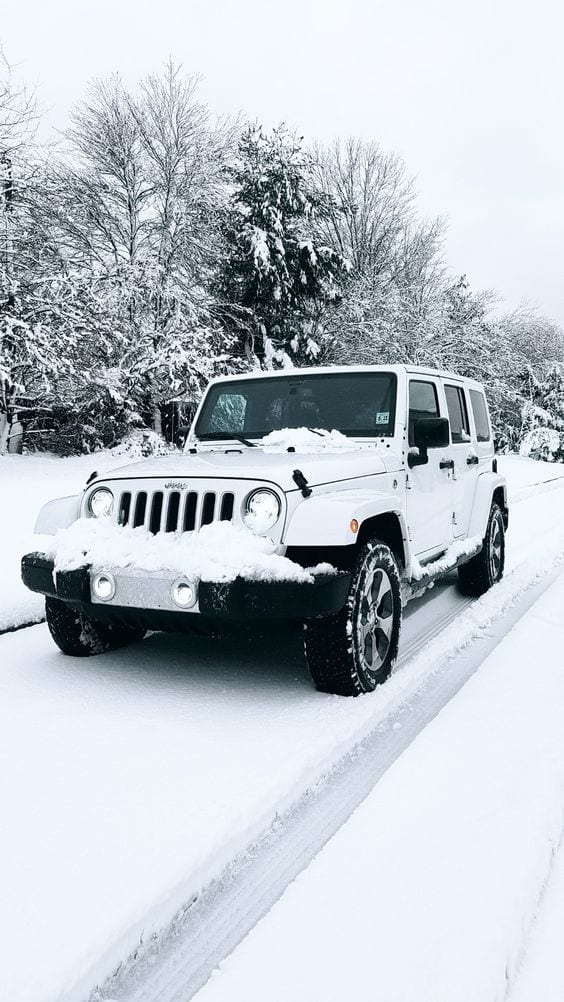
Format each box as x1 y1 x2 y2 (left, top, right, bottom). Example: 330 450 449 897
21 553 350 622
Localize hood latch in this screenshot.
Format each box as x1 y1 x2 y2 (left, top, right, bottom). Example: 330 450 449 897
293 469 312 498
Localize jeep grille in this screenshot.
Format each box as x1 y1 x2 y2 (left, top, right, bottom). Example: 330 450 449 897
117 488 235 534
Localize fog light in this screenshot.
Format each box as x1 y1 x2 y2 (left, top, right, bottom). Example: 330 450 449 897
171 578 197 609
92 571 116 601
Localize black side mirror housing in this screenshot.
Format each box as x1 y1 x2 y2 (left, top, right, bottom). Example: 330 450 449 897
408 417 450 468
414 417 450 450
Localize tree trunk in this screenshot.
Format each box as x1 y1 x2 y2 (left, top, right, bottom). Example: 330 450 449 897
0 412 10 455
152 404 162 435
7 417 23 453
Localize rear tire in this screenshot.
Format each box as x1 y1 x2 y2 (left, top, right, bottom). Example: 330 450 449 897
458 503 505 597
304 540 402 696
45 597 145 656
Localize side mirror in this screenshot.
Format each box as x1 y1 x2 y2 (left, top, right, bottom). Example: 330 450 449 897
408 417 450 468
175 425 190 448
414 417 450 450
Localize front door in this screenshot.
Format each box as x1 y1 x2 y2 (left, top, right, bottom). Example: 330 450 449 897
406 378 453 558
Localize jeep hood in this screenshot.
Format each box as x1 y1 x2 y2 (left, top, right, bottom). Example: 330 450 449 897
96 448 391 492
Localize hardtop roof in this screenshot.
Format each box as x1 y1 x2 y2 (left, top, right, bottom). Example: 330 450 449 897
206 364 484 390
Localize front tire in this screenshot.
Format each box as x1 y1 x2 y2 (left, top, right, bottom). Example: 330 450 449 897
458 503 505 597
304 540 402 696
45 597 145 656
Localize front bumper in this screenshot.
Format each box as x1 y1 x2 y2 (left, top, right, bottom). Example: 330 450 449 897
21 553 350 625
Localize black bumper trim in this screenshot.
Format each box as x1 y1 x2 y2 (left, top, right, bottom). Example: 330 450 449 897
21 553 351 622
198 573 350 620
21 553 91 602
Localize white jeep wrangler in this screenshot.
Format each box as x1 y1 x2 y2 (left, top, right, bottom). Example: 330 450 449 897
22 365 507 696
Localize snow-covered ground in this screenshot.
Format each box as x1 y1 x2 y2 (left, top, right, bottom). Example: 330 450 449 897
0 452 563 1002
194 569 564 1002
0 453 114 631
510 832 564 1002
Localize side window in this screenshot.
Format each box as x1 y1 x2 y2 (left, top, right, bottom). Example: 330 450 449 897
445 384 471 444
408 380 439 446
208 393 247 434
469 389 491 442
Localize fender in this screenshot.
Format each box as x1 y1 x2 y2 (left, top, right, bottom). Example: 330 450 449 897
35 495 82 535
467 472 508 540
283 490 409 556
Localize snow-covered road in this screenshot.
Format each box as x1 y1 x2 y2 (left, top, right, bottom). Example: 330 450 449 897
193 566 564 1002
0 456 563 1002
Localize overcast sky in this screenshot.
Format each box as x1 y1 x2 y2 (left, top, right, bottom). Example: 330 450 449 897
4 0 564 324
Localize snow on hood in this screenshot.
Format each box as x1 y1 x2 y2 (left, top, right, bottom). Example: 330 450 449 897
259 428 356 453
95 431 390 492
43 518 335 584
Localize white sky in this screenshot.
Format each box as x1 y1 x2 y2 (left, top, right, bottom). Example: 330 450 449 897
4 0 564 324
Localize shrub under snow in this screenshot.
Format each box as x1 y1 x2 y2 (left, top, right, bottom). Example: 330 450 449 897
519 427 563 463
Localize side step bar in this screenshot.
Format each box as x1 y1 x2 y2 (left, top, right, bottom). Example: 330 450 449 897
402 542 483 604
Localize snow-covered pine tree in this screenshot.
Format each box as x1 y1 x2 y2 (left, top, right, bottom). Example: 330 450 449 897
217 124 347 367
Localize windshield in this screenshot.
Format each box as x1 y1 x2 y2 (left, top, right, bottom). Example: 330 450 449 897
195 371 397 440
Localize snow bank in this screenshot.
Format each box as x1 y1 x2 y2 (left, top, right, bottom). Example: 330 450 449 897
43 517 334 584
195 571 564 1002
497 453 564 502
259 427 356 452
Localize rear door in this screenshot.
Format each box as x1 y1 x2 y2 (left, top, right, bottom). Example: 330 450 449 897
442 381 479 538
406 378 453 557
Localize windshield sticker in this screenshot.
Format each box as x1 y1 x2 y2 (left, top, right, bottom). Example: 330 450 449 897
376 412 390 425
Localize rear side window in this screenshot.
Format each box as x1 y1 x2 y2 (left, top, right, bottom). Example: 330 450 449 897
408 380 439 446
469 389 491 442
445 384 471 444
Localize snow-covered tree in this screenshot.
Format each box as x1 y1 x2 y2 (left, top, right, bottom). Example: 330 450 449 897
26 64 237 447
2 53 564 456
310 139 447 368
217 124 347 366
519 366 564 462
0 47 47 453
310 139 443 290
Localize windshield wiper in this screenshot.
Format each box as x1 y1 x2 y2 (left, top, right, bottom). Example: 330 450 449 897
230 433 257 448
199 432 257 448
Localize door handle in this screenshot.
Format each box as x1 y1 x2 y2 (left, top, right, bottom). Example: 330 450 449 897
466 454 479 466
439 458 455 470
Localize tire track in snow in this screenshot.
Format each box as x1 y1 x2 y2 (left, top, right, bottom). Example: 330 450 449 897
91 544 564 1002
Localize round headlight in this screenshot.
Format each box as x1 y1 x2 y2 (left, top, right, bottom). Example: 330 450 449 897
244 489 281 533
88 487 114 518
